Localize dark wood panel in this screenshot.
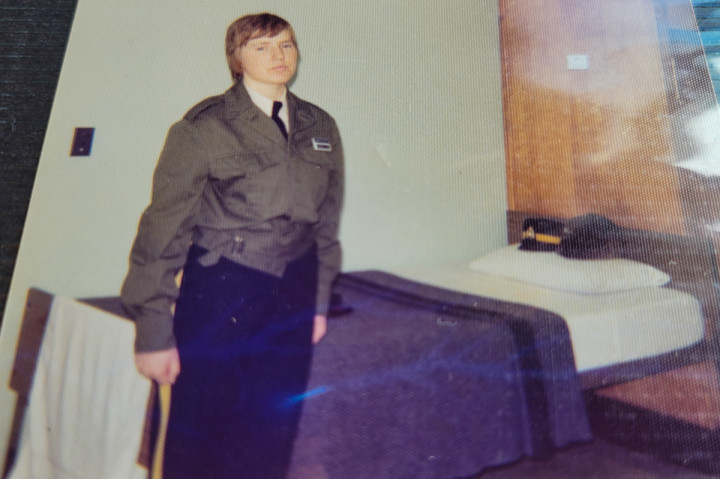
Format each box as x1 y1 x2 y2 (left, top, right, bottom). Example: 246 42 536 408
500 0 578 215
500 0 688 234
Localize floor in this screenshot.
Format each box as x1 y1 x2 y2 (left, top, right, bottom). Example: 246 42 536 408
476 439 719 479
596 362 720 430
477 361 720 478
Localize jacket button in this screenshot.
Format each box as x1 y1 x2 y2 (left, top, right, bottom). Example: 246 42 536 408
230 317 238 324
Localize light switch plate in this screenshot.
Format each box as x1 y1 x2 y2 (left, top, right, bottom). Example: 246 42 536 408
567 54 589 70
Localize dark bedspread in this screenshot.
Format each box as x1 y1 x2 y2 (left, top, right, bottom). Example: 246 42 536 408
288 271 592 479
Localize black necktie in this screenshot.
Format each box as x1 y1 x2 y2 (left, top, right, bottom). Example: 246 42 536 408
271 101 288 140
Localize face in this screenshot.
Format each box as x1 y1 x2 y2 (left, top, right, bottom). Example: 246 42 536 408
236 29 298 92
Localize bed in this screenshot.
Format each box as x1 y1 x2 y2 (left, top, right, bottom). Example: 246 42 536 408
388 211 719 389
5 211 718 479
406 211 718 387
504 211 720 389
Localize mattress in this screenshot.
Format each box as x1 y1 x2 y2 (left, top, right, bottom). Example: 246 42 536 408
390 263 705 372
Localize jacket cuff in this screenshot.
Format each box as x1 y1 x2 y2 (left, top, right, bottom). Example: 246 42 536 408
315 283 331 316
133 310 177 352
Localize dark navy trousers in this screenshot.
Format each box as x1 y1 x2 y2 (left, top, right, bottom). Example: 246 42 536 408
162 244 317 479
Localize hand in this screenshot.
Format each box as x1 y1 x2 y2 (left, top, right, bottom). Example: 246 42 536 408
312 314 327 344
135 347 181 385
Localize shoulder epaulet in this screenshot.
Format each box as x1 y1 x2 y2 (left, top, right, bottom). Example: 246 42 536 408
183 94 225 121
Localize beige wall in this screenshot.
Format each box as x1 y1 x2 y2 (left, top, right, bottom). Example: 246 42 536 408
0 0 506 463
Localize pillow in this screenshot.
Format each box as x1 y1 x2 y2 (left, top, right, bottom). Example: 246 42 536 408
519 217 564 251
469 245 670 294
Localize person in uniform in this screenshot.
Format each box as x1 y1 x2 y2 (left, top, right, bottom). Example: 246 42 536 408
120 12 343 478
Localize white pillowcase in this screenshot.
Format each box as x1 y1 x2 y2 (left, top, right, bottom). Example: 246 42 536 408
469 244 671 294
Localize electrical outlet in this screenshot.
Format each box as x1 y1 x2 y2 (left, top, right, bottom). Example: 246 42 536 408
71 127 95 156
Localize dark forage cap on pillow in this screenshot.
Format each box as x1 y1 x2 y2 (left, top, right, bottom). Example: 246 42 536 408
519 218 564 251
557 214 624 259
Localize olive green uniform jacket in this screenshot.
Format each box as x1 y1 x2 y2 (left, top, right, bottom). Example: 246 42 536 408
121 82 344 352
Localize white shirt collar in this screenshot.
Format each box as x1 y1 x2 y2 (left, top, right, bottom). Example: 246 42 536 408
243 80 290 132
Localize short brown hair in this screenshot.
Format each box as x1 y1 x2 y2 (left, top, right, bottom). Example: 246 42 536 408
225 13 298 83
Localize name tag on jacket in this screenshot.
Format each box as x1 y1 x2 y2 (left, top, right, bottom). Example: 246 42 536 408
312 138 332 152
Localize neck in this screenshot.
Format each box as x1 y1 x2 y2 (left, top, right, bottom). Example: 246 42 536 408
242 76 285 101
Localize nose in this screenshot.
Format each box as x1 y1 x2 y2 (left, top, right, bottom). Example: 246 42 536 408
272 45 285 61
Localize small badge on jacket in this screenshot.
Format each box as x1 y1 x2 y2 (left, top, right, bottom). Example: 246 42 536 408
312 138 332 151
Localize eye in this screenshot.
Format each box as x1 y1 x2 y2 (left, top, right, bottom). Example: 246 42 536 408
281 43 295 49
255 46 266 52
